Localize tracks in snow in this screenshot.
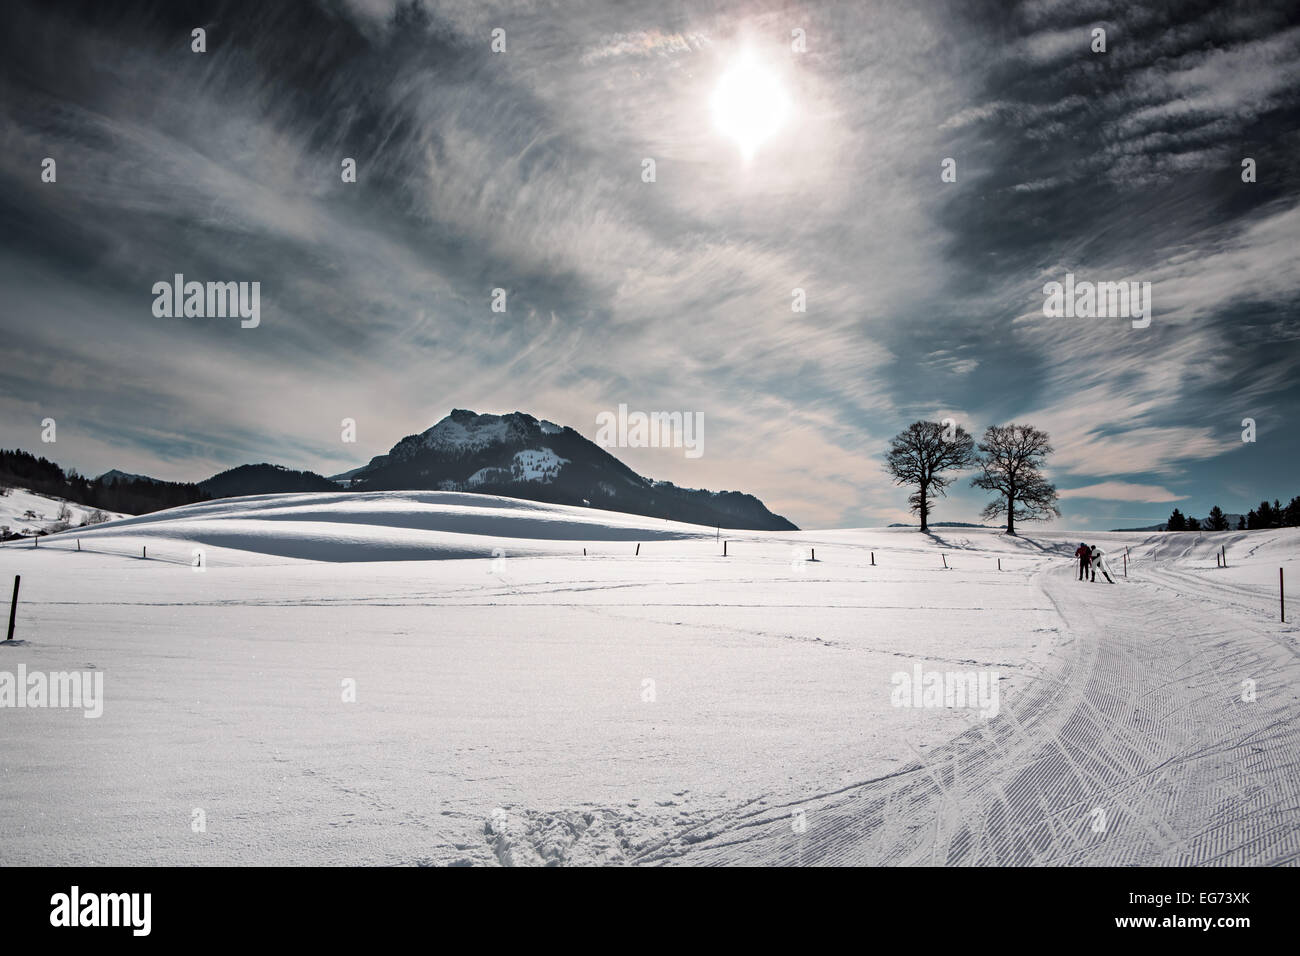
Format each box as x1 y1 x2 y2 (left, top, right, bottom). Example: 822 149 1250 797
639 562 1300 866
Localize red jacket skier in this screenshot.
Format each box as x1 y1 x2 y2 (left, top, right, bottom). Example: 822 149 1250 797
1074 543 1091 581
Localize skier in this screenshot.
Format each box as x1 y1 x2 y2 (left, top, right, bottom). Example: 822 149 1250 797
1074 542 1091 581
1089 545 1116 584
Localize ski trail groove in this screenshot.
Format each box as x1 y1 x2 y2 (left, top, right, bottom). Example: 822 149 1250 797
650 561 1300 865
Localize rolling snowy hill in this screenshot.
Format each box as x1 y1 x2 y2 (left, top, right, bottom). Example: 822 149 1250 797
0 487 128 538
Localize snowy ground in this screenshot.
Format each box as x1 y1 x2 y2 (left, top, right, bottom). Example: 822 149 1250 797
0 491 1295 866
0 487 128 538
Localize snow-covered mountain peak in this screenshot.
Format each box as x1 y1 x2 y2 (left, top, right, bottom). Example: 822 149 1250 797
97 469 161 485
348 408 797 530
409 410 536 456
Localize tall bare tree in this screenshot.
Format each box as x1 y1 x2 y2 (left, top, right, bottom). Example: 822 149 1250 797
884 421 976 532
971 424 1060 535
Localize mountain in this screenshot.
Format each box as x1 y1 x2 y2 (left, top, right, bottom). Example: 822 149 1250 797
97 469 161 486
199 463 340 500
346 409 797 531
327 465 369 486
0 448 207 516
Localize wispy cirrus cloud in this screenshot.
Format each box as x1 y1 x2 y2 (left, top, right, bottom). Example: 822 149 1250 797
0 0 1296 531
1058 481 1188 503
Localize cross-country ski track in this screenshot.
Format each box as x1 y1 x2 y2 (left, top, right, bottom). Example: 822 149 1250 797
644 541 1300 866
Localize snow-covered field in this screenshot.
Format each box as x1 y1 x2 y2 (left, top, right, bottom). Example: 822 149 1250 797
0 491 1296 865
0 487 128 538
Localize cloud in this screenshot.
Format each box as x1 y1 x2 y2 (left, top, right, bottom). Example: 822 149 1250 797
1058 481 1188 503
580 30 711 64
0 0 1295 529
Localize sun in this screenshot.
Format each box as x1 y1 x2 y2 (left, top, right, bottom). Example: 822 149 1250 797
711 52 790 161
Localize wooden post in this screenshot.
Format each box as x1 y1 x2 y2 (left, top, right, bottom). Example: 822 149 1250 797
77 539 81 551
723 540 728 557
583 548 586 556
1221 545 1226 568
6 575 18 642
942 554 948 569
1281 568 1286 624
811 548 816 562
997 558 1001 571
635 543 640 556
871 551 875 566
143 545 147 559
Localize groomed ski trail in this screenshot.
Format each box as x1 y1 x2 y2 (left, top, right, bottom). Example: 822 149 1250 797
641 557 1300 866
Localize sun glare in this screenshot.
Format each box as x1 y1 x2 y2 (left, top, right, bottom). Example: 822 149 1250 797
711 52 790 161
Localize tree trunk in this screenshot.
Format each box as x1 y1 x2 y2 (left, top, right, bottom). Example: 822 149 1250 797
919 482 929 532
1006 490 1015 535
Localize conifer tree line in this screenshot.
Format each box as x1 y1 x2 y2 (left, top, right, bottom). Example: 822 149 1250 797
1167 498 1300 531
0 448 209 526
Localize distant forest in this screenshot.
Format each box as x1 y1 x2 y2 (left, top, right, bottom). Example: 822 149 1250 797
1168 498 1300 531
0 448 209 518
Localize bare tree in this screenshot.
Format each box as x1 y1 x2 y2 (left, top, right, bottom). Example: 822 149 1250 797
971 424 1060 535
884 421 976 532
51 502 73 533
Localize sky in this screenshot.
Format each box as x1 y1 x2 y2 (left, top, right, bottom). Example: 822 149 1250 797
1 0 1297 530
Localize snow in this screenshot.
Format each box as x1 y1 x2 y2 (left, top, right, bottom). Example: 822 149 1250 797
510 448 568 481
466 450 568 487
0 493 1296 866
0 488 129 537
414 415 513 454
464 467 508 488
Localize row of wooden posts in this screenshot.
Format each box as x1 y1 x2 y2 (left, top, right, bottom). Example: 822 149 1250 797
8 538 151 640
13 536 1260 591
32 538 148 561
2 542 1289 643
12 536 1229 589
618 541 1290 623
